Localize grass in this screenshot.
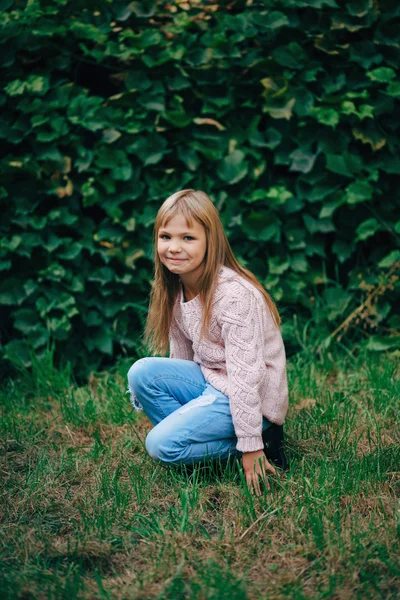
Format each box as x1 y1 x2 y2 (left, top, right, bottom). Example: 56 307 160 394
0 347 399 599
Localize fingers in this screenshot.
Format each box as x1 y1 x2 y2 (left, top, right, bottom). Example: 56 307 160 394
246 472 261 496
261 457 276 476
245 457 276 496
245 471 269 497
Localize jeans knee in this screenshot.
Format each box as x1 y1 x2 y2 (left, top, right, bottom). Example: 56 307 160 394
145 428 165 462
145 428 180 463
127 357 154 393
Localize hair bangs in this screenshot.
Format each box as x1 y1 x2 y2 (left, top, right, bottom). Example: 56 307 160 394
158 196 198 232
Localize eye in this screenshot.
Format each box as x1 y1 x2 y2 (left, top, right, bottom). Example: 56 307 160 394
159 234 170 239
184 236 194 241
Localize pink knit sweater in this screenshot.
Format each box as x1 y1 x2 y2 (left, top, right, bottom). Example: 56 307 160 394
169 265 288 453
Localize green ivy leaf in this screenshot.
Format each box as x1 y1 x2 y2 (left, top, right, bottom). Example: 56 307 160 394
261 11 290 29
13 309 40 333
322 287 352 321
5 75 49 96
89 327 113 355
129 1 157 18
344 180 373 204
0 259 11 271
127 134 168 165
386 81 400 97
309 107 340 128
378 250 400 268
289 149 317 173
367 67 396 83
341 101 374 120
365 336 400 351
217 150 248 185
326 152 363 178
332 240 353 263
272 43 307 69
266 186 293 206
3 340 32 367
355 218 381 241
264 128 282 149
263 98 296 120
67 94 104 131
268 257 290 275
290 253 308 273
303 215 335 234
241 211 280 242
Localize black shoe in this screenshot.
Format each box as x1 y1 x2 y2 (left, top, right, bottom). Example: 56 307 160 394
262 424 288 471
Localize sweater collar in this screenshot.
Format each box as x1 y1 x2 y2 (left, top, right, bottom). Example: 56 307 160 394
178 265 237 307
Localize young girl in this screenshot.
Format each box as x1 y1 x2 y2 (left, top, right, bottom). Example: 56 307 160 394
127 189 288 496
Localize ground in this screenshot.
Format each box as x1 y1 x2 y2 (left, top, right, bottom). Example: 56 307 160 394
0 348 399 599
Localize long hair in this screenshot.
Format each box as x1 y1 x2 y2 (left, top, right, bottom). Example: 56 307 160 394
143 189 281 355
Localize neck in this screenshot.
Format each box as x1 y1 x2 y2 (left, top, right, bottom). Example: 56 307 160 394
179 265 204 298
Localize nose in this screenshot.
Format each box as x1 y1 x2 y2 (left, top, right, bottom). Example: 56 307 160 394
169 242 182 252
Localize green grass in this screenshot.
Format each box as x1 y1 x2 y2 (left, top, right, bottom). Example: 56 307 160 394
0 348 399 599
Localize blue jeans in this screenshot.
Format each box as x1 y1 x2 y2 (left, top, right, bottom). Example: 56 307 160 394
127 357 272 466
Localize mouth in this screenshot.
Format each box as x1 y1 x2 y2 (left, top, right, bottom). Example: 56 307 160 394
167 258 187 262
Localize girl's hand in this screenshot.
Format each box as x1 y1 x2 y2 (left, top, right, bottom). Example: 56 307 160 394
242 449 276 496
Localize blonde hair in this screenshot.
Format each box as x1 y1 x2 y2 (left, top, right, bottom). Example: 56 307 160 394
144 189 281 355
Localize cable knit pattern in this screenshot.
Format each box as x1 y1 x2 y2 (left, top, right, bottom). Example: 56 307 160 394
168 266 288 453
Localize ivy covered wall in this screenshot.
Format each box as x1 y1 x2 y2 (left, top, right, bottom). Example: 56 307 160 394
1 0 399 377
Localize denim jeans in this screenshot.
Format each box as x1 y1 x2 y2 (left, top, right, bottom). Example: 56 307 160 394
127 357 272 466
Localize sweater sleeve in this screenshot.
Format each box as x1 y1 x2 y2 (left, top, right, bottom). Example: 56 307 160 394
219 287 273 453
169 316 194 361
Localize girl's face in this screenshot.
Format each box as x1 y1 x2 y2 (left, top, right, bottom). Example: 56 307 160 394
157 213 207 279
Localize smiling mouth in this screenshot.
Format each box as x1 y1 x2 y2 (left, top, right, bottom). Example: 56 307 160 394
168 258 186 261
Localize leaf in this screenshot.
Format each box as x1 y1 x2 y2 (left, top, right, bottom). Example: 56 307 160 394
378 250 400 268
326 152 363 178
309 107 340 128
355 218 381 241
365 336 400 351
272 43 307 69
266 186 293 206
5 75 49 96
344 180 373 204
193 118 225 131
67 94 104 132
90 327 113 355
264 127 282 149
341 101 374 120
0 0 14 9
322 287 352 321
303 215 335 234
127 134 168 165
263 98 296 120
289 149 317 173
129 1 157 17
3 340 32 367
217 150 248 185
290 254 308 273
319 198 342 218
14 309 40 333
162 110 192 128
241 211 280 242
352 128 386 150
261 11 290 29
367 67 396 82
0 260 11 271
386 81 400 97
268 257 290 275
332 240 353 263
103 128 122 144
